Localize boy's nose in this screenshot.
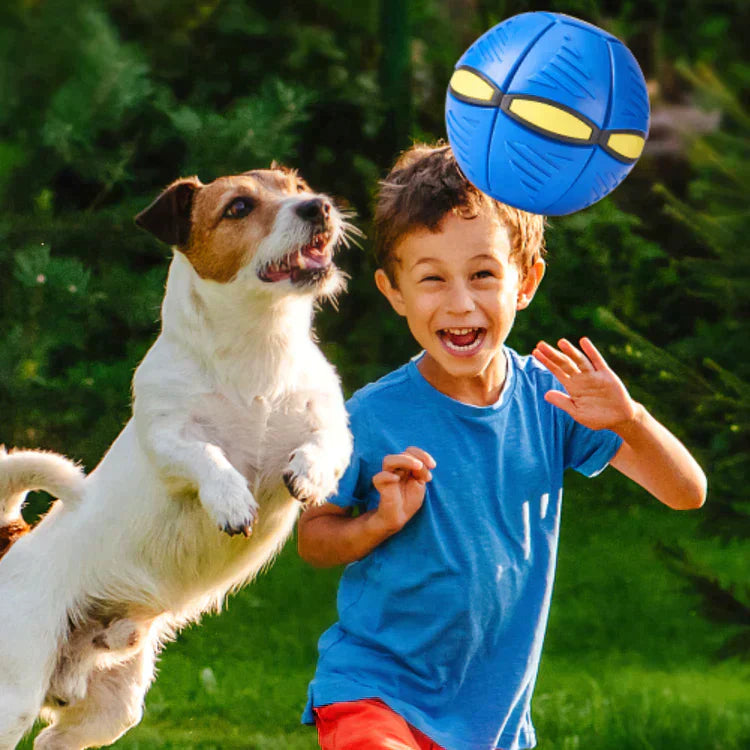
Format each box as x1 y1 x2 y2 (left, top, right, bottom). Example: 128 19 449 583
446 283 477 314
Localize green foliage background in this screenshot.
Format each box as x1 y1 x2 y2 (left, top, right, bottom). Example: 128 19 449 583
1 0 748 747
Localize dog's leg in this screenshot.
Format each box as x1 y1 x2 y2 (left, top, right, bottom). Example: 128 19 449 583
46 626 95 710
0 587 65 749
47 619 145 708
134 408 259 536
34 640 157 750
284 393 352 506
0 653 55 747
0 690 44 750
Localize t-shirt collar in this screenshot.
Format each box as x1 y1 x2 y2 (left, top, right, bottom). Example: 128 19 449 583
407 347 515 416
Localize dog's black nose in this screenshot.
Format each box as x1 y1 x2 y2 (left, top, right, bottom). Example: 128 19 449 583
296 198 331 223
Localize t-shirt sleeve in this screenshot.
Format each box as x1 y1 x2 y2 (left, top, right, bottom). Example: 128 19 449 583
562 412 623 477
326 397 373 509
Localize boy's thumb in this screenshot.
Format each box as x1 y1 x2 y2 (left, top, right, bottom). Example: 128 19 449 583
544 390 574 414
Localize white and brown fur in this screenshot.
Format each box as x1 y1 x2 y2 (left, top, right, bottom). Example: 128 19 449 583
0 168 354 749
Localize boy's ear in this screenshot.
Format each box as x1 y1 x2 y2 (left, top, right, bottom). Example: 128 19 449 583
374 269 406 316
516 258 546 311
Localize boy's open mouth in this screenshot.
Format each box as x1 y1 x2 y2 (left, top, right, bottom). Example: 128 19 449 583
438 327 487 355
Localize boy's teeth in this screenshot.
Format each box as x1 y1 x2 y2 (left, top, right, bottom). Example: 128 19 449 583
441 327 484 352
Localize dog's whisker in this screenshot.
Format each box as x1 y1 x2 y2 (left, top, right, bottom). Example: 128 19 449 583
317 269 349 311
337 211 360 225
339 221 365 251
341 219 365 237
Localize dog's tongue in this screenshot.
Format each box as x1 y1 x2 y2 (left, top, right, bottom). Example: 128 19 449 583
263 267 292 282
299 247 328 269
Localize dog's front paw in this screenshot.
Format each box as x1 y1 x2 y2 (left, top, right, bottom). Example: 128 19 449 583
284 444 340 507
200 470 259 537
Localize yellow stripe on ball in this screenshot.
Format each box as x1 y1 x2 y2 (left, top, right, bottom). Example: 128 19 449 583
449 69 496 103
606 132 645 160
508 98 593 141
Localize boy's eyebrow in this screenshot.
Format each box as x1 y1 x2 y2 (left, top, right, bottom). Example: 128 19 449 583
469 253 503 263
411 256 441 269
410 257 442 271
411 253 502 269
410 253 502 271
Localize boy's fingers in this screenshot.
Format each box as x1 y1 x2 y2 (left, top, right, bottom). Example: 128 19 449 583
372 470 403 489
403 446 437 470
535 341 579 375
532 345 570 382
373 470 427 495
382 454 432 482
394 466 432 482
579 337 608 371
382 454 423 474
558 338 593 372
544 389 575 415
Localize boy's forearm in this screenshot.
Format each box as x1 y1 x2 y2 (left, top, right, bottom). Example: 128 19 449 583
297 509 395 568
610 402 707 510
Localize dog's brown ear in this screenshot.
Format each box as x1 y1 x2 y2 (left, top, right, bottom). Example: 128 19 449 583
135 177 202 246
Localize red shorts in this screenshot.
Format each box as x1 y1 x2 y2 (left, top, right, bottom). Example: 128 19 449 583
314 698 446 750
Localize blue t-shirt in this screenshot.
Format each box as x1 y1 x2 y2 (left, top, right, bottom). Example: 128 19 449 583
302 348 622 750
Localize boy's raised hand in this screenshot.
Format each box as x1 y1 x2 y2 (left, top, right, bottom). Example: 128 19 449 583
532 337 637 431
372 447 436 535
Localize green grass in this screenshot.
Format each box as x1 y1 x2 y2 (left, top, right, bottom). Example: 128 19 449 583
22 472 750 748
533 661 750 750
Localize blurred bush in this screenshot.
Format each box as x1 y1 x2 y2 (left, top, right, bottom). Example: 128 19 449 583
0 0 746 652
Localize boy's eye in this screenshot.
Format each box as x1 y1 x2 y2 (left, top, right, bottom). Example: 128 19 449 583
420 275 443 283
473 270 495 280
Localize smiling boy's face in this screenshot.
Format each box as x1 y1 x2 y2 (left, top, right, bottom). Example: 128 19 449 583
375 210 545 405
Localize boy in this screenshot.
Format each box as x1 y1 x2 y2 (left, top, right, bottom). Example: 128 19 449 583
298 144 706 750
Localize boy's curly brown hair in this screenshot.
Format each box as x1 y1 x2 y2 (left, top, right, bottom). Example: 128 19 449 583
373 143 546 285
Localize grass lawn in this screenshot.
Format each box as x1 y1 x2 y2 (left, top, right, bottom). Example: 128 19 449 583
22 472 750 749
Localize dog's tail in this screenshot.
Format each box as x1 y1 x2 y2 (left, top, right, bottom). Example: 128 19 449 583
0 445 85 525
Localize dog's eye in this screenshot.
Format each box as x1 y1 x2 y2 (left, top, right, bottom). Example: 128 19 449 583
296 181 307 193
224 197 255 219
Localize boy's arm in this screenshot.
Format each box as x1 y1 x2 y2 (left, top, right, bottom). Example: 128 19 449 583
608 409 706 510
533 337 706 511
297 447 436 568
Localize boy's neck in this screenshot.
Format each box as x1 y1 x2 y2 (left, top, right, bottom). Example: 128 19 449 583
417 349 507 407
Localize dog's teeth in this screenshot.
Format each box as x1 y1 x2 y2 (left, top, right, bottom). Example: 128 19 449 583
297 251 307 269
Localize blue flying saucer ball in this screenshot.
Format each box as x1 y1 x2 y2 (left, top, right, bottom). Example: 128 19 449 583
445 12 650 215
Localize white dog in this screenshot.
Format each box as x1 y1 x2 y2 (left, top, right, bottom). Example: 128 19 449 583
0 167 354 749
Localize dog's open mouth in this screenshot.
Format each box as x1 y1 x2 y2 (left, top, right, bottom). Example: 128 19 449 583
258 232 334 285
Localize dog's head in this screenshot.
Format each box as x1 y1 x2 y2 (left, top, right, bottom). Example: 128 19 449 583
135 167 353 298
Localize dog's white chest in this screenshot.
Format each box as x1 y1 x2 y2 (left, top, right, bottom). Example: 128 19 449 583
185 389 313 496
